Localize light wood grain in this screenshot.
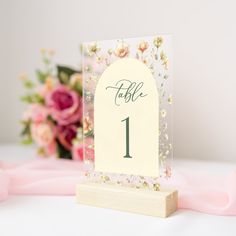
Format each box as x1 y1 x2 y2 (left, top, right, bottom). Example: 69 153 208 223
76 183 178 217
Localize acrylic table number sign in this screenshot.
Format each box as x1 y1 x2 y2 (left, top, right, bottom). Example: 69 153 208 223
76 36 177 217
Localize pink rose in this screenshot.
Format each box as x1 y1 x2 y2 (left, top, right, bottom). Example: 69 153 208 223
57 124 77 151
31 121 56 147
23 104 49 123
46 85 82 125
30 104 49 123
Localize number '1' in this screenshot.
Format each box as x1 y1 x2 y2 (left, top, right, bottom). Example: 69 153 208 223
121 117 132 158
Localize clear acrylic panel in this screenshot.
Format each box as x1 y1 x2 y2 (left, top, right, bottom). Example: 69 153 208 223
82 36 173 189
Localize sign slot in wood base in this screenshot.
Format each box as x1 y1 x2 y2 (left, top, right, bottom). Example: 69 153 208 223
76 183 178 218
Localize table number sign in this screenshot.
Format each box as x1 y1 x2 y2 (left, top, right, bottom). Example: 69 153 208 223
95 58 159 177
77 36 177 217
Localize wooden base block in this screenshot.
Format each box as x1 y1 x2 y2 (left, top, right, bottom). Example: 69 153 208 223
76 183 178 217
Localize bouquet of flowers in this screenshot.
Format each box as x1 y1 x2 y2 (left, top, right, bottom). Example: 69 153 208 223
20 49 84 160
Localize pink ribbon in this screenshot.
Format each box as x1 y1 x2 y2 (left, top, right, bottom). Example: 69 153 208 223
1 159 236 216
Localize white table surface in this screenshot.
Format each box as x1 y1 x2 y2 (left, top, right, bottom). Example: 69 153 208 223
0 144 236 236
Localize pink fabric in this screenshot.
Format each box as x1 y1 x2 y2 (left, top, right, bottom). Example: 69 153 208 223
0 159 89 200
159 170 236 216
0 159 236 216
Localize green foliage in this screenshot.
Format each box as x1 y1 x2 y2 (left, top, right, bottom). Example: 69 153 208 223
21 137 33 145
73 80 83 96
20 120 31 136
47 115 56 124
20 121 33 145
36 69 48 83
42 57 51 66
23 80 35 89
56 139 72 159
84 129 93 138
57 65 78 84
21 93 44 104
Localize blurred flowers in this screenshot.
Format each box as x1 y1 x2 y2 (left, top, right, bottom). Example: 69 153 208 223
31 121 55 147
114 42 129 58
57 124 77 151
138 41 149 53
71 134 94 162
153 37 163 48
20 49 84 160
87 42 100 56
46 85 82 125
22 104 49 123
160 51 168 69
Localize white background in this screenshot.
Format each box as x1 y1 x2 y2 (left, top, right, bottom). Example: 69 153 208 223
0 0 236 161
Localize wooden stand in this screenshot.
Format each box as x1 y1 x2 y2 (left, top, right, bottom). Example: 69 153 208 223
76 183 178 217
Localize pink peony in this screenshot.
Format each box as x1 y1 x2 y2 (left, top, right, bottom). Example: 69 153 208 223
46 85 82 125
31 121 56 147
23 104 49 123
31 105 48 123
57 124 77 151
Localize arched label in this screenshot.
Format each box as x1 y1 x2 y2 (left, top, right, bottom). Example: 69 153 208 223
94 58 159 177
